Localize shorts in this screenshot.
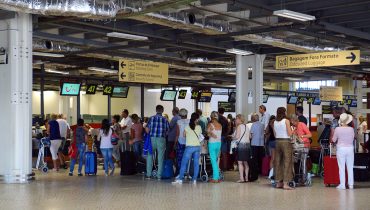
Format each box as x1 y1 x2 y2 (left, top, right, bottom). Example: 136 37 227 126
269 141 276 149
50 139 62 160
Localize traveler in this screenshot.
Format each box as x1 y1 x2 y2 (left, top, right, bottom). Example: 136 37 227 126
69 119 90 176
167 107 181 159
250 113 265 174
227 114 235 135
290 114 312 182
296 106 307 125
273 107 294 190
172 113 202 185
47 114 62 171
175 108 189 176
218 107 230 170
231 114 251 183
330 107 343 142
196 109 208 136
357 116 367 153
131 114 143 160
265 115 276 178
57 114 70 169
145 105 169 180
120 109 132 152
207 111 222 183
317 121 325 139
111 114 122 163
259 105 270 131
332 113 355 190
143 117 149 129
99 119 115 176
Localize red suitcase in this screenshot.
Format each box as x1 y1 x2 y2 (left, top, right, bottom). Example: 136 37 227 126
323 144 347 187
262 156 271 176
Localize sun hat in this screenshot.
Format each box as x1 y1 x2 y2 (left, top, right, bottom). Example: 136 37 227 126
339 113 353 126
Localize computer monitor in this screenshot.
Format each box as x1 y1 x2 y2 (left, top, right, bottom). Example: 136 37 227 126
228 92 236 103
287 96 298 104
198 92 213 103
313 97 321 105
112 86 129 98
160 90 177 101
60 82 81 96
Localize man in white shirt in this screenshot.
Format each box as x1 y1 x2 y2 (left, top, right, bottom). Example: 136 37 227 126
120 109 133 151
259 105 270 131
57 114 70 169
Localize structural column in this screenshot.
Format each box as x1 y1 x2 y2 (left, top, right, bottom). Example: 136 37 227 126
0 13 33 183
236 54 265 119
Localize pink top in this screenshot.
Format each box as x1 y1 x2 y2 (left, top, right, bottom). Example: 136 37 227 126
332 127 354 147
294 122 311 148
131 123 143 142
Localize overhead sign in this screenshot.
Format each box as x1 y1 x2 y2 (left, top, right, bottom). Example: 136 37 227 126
178 90 187 99
320 86 342 101
103 85 114 96
85 84 97 95
276 50 360 69
322 105 332 114
191 91 199 99
198 92 213 103
218 102 235 112
119 59 169 84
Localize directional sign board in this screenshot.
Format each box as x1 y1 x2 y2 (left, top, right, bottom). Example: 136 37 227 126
320 86 342 101
276 50 360 69
119 59 168 84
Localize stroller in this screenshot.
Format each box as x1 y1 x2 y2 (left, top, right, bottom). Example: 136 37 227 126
35 137 51 173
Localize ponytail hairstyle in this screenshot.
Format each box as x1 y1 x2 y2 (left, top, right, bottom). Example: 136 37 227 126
189 113 200 130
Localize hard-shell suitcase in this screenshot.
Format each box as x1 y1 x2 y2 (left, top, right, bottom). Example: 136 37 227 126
354 153 370 182
136 161 146 174
162 159 174 179
85 151 97 175
262 156 271 176
323 144 347 186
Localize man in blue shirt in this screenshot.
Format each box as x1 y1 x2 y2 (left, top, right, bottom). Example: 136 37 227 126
145 105 169 180
166 107 180 159
250 113 265 174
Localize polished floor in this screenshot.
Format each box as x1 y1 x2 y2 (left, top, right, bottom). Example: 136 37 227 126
1 168 369 210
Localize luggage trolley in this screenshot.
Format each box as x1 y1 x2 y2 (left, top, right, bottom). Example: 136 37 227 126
292 148 312 187
35 137 51 173
318 138 330 177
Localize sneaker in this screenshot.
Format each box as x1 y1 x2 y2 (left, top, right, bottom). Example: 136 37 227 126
110 167 115 176
192 180 197 185
68 172 73 176
336 185 346 190
145 176 152 180
349 185 354 190
172 179 183 184
78 173 83 177
105 172 109 177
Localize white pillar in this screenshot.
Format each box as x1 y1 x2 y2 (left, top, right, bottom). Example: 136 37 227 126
0 13 33 183
236 54 265 120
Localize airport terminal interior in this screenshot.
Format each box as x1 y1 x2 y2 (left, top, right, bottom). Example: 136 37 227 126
1 0 370 209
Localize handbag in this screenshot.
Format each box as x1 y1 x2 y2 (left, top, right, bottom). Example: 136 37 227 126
291 134 305 150
193 130 205 143
230 124 247 154
111 128 119 145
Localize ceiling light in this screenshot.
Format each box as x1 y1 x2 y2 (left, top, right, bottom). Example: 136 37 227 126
147 89 162 93
273 9 316 22
187 57 208 63
33 52 65 57
226 48 253 56
199 82 217 85
226 72 236 75
362 68 370 72
45 69 69 75
284 77 302 81
88 67 118 74
107 32 148 41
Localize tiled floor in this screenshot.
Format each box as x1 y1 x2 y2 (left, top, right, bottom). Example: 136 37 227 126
1 169 369 210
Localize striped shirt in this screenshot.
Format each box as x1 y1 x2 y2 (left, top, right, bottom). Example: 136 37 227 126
147 114 169 137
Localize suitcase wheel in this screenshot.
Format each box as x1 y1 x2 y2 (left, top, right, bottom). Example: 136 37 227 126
288 181 296 188
42 167 48 173
201 175 208 182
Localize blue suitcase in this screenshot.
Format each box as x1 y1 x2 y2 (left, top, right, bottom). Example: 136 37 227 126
162 159 174 179
85 151 97 176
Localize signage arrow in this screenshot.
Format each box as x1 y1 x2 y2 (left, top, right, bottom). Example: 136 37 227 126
346 52 356 63
120 62 126 69
120 72 126 79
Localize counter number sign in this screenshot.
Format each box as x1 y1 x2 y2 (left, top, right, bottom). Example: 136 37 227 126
103 85 114 96
191 91 199 99
86 84 97 95
178 90 187 99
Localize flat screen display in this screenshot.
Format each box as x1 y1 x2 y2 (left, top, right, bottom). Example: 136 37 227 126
112 86 129 98
218 102 235 112
60 82 81 96
160 90 177 101
228 92 236 103
287 96 298 104
330 101 338 107
313 97 321 105
350 100 357 107
198 92 213 103
263 94 269 103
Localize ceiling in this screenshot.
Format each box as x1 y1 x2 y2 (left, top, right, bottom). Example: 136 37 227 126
2 0 370 90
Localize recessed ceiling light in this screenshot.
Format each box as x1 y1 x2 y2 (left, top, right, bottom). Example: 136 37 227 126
226 72 236 75
88 67 118 74
107 32 148 41
45 69 69 75
33 52 65 57
199 82 217 85
284 77 302 81
226 48 253 56
273 9 316 22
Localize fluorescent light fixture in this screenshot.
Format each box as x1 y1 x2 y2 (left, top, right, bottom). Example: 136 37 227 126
363 68 370 72
187 57 208 63
226 72 236 75
226 48 253 56
45 69 69 75
199 82 217 85
147 89 162 93
88 67 118 74
33 52 65 57
273 9 316 22
107 32 148 41
284 77 302 81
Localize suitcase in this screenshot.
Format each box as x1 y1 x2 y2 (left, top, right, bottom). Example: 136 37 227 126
261 156 271 176
162 159 174 179
354 153 370 182
120 151 136 175
248 157 259 182
323 144 347 186
85 151 97 175
136 161 146 174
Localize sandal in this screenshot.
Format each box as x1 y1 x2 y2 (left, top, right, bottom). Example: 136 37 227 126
276 182 283 188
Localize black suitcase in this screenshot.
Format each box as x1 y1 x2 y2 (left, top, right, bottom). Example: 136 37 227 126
354 153 370 182
120 151 136 175
248 157 259 182
136 161 146 174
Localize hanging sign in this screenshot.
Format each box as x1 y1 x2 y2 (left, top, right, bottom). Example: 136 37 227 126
276 50 360 69
103 85 114 96
322 105 332 114
178 90 187 99
319 86 343 101
119 59 168 84
191 91 199 99
85 84 97 95
218 102 235 112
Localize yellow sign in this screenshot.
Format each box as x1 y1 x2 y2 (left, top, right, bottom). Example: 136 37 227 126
276 50 360 69
319 86 342 101
119 59 168 84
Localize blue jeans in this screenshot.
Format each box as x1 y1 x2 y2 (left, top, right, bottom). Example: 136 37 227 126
69 143 85 174
101 148 115 174
178 146 201 181
133 141 142 159
208 142 221 180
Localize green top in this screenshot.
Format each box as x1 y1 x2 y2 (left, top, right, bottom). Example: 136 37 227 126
184 125 202 146
198 116 208 135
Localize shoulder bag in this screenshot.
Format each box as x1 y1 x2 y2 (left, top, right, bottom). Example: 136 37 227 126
230 124 247 154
